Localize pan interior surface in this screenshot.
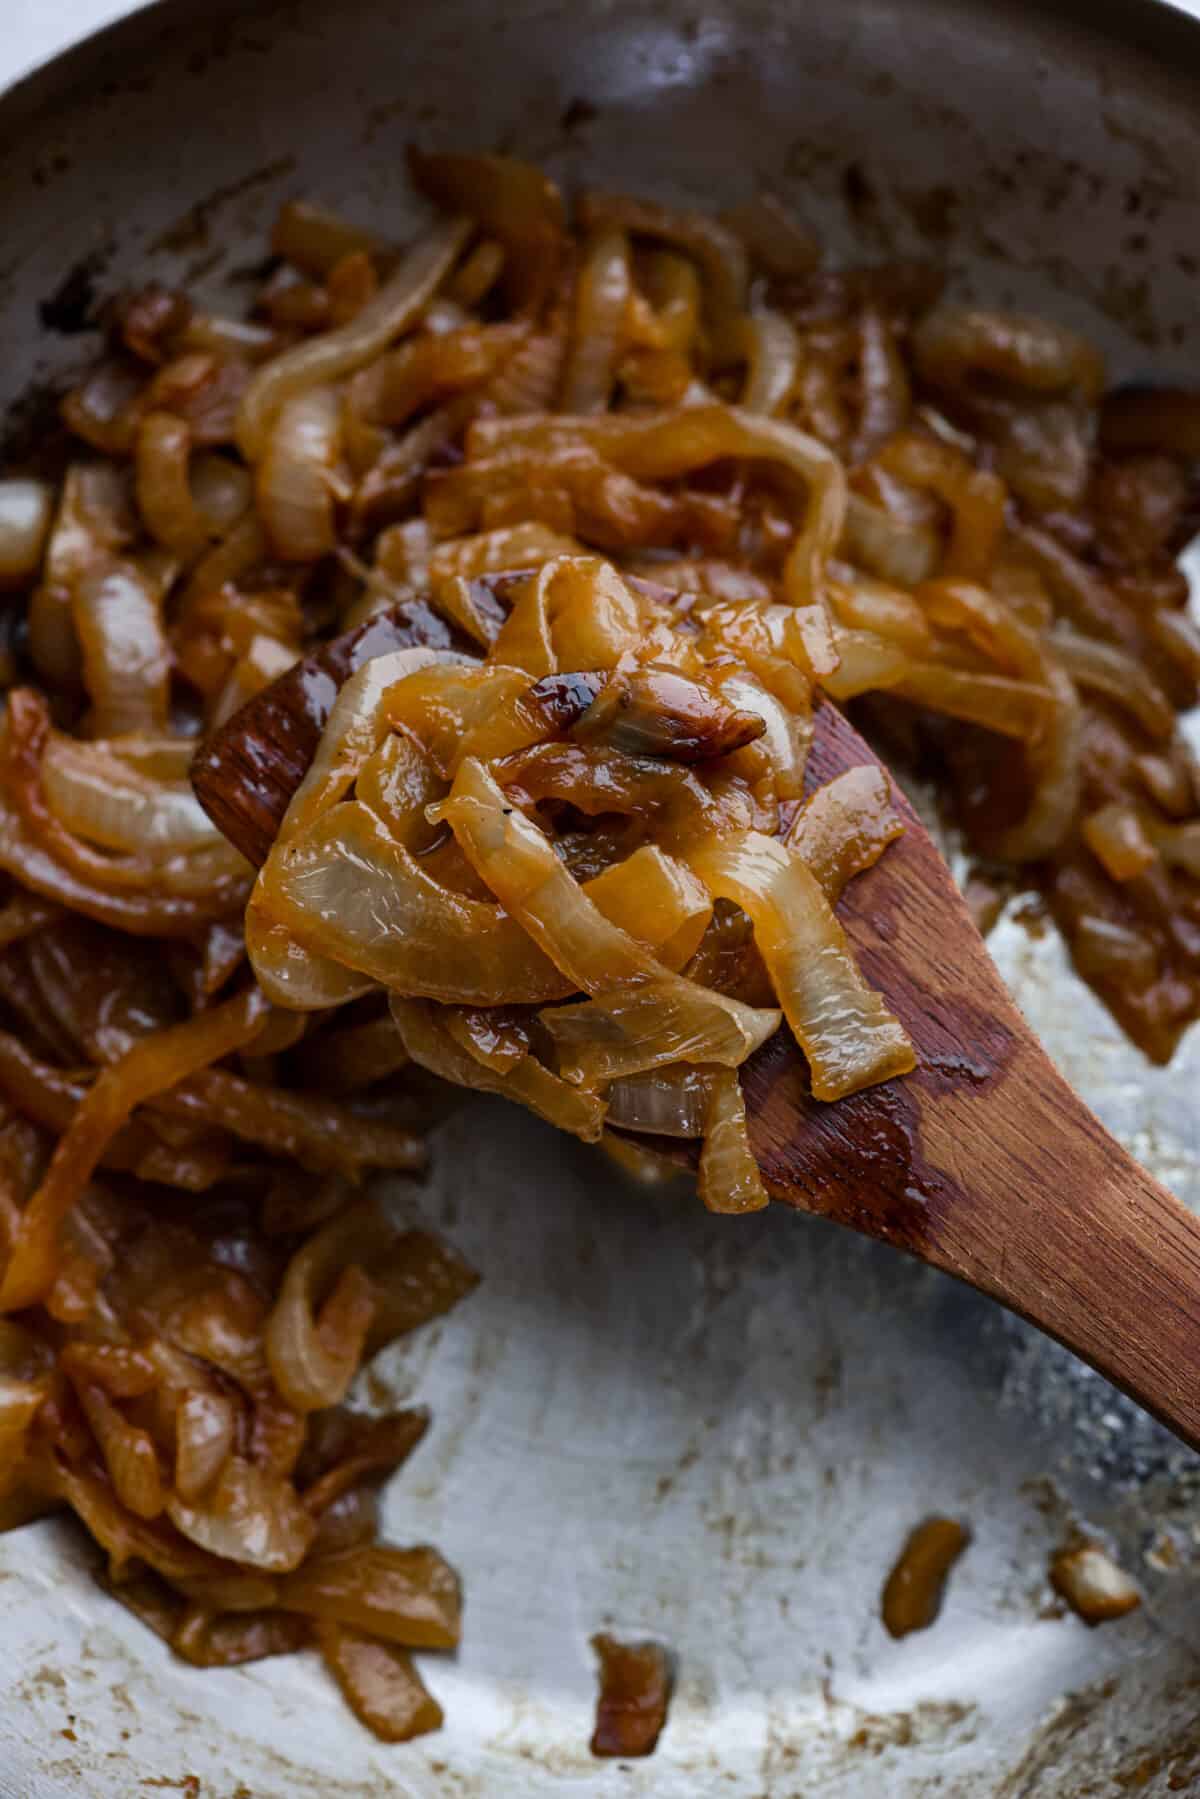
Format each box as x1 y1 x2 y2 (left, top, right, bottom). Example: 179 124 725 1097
2 0 1200 1792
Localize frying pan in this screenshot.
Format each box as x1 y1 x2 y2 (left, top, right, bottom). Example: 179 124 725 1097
2 1 1200 1792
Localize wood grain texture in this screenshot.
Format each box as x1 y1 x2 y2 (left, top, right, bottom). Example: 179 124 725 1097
193 606 1200 1449
190 598 462 867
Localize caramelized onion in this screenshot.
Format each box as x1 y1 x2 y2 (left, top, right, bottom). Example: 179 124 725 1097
166 1457 316 1572
135 413 210 557
392 995 605 1139
740 309 800 416
436 758 780 1071
0 479 53 587
73 558 172 737
266 1200 389 1411
561 228 631 413
42 736 220 855
317 1622 443 1742
257 386 342 562
606 1065 709 1137
279 1544 462 1648
1050 630 1175 742
690 832 914 1100
0 986 269 1311
697 1069 768 1213
175 1389 236 1501
10 148 1200 1748
237 216 471 459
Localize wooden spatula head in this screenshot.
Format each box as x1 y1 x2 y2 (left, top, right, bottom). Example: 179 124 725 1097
192 586 1200 1452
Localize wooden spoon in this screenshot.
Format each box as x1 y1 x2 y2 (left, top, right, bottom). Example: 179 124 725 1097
192 594 1200 1450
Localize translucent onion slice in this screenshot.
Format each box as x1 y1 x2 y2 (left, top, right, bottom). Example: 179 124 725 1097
135 412 210 557
1082 803 1157 882
712 667 809 801
391 996 605 1141
0 986 269 1311
428 574 506 648
279 646 473 845
740 309 800 416
30 462 134 689
822 628 910 701
257 799 575 1005
606 1065 709 1137
316 1622 443 1743
1050 629 1175 743
697 1069 769 1213
72 558 172 737
264 1201 385 1412
237 215 472 459
0 478 53 588
578 190 748 360
690 831 915 1100
409 150 565 313
841 492 939 588
272 199 392 277
828 570 932 654
583 847 711 972
175 1389 236 1502
987 666 1083 863
890 663 1055 740
426 521 578 589
41 736 221 855
542 976 780 1088
257 386 342 563
278 1544 461 1649
547 555 643 671
244 899 376 1012
165 1456 316 1572
74 1381 164 1520
788 765 903 901
488 565 557 676
435 757 780 1068
0 1376 46 1472
387 662 536 775
354 730 442 849
913 305 1106 402
561 227 632 414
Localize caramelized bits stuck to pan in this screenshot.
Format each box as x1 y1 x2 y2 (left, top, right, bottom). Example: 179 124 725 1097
881 1517 971 1638
0 144 1197 1744
1049 1541 1142 1626
590 1633 674 1757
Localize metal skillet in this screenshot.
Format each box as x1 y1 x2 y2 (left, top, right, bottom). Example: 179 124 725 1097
4 0 1200 1791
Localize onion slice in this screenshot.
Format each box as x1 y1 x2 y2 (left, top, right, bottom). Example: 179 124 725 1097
72 558 172 737
316 1622 443 1742
41 736 220 855
0 986 269 1311
237 216 472 460
265 1200 388 1412
689 831 915 1100
257 386 342 563
698 1069 768 1213
391 996 605 1140
560 228 631 413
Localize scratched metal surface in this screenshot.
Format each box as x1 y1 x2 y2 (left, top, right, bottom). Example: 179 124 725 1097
3 1 1200 1793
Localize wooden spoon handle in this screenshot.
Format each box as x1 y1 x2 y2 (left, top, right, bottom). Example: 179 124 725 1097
921 1058 1200 1448
743 705 1200 1446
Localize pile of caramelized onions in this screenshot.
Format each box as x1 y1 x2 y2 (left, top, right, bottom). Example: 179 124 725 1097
0 148 1199 1745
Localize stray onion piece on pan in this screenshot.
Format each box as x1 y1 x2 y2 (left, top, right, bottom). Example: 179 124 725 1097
0 148 1196 1745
